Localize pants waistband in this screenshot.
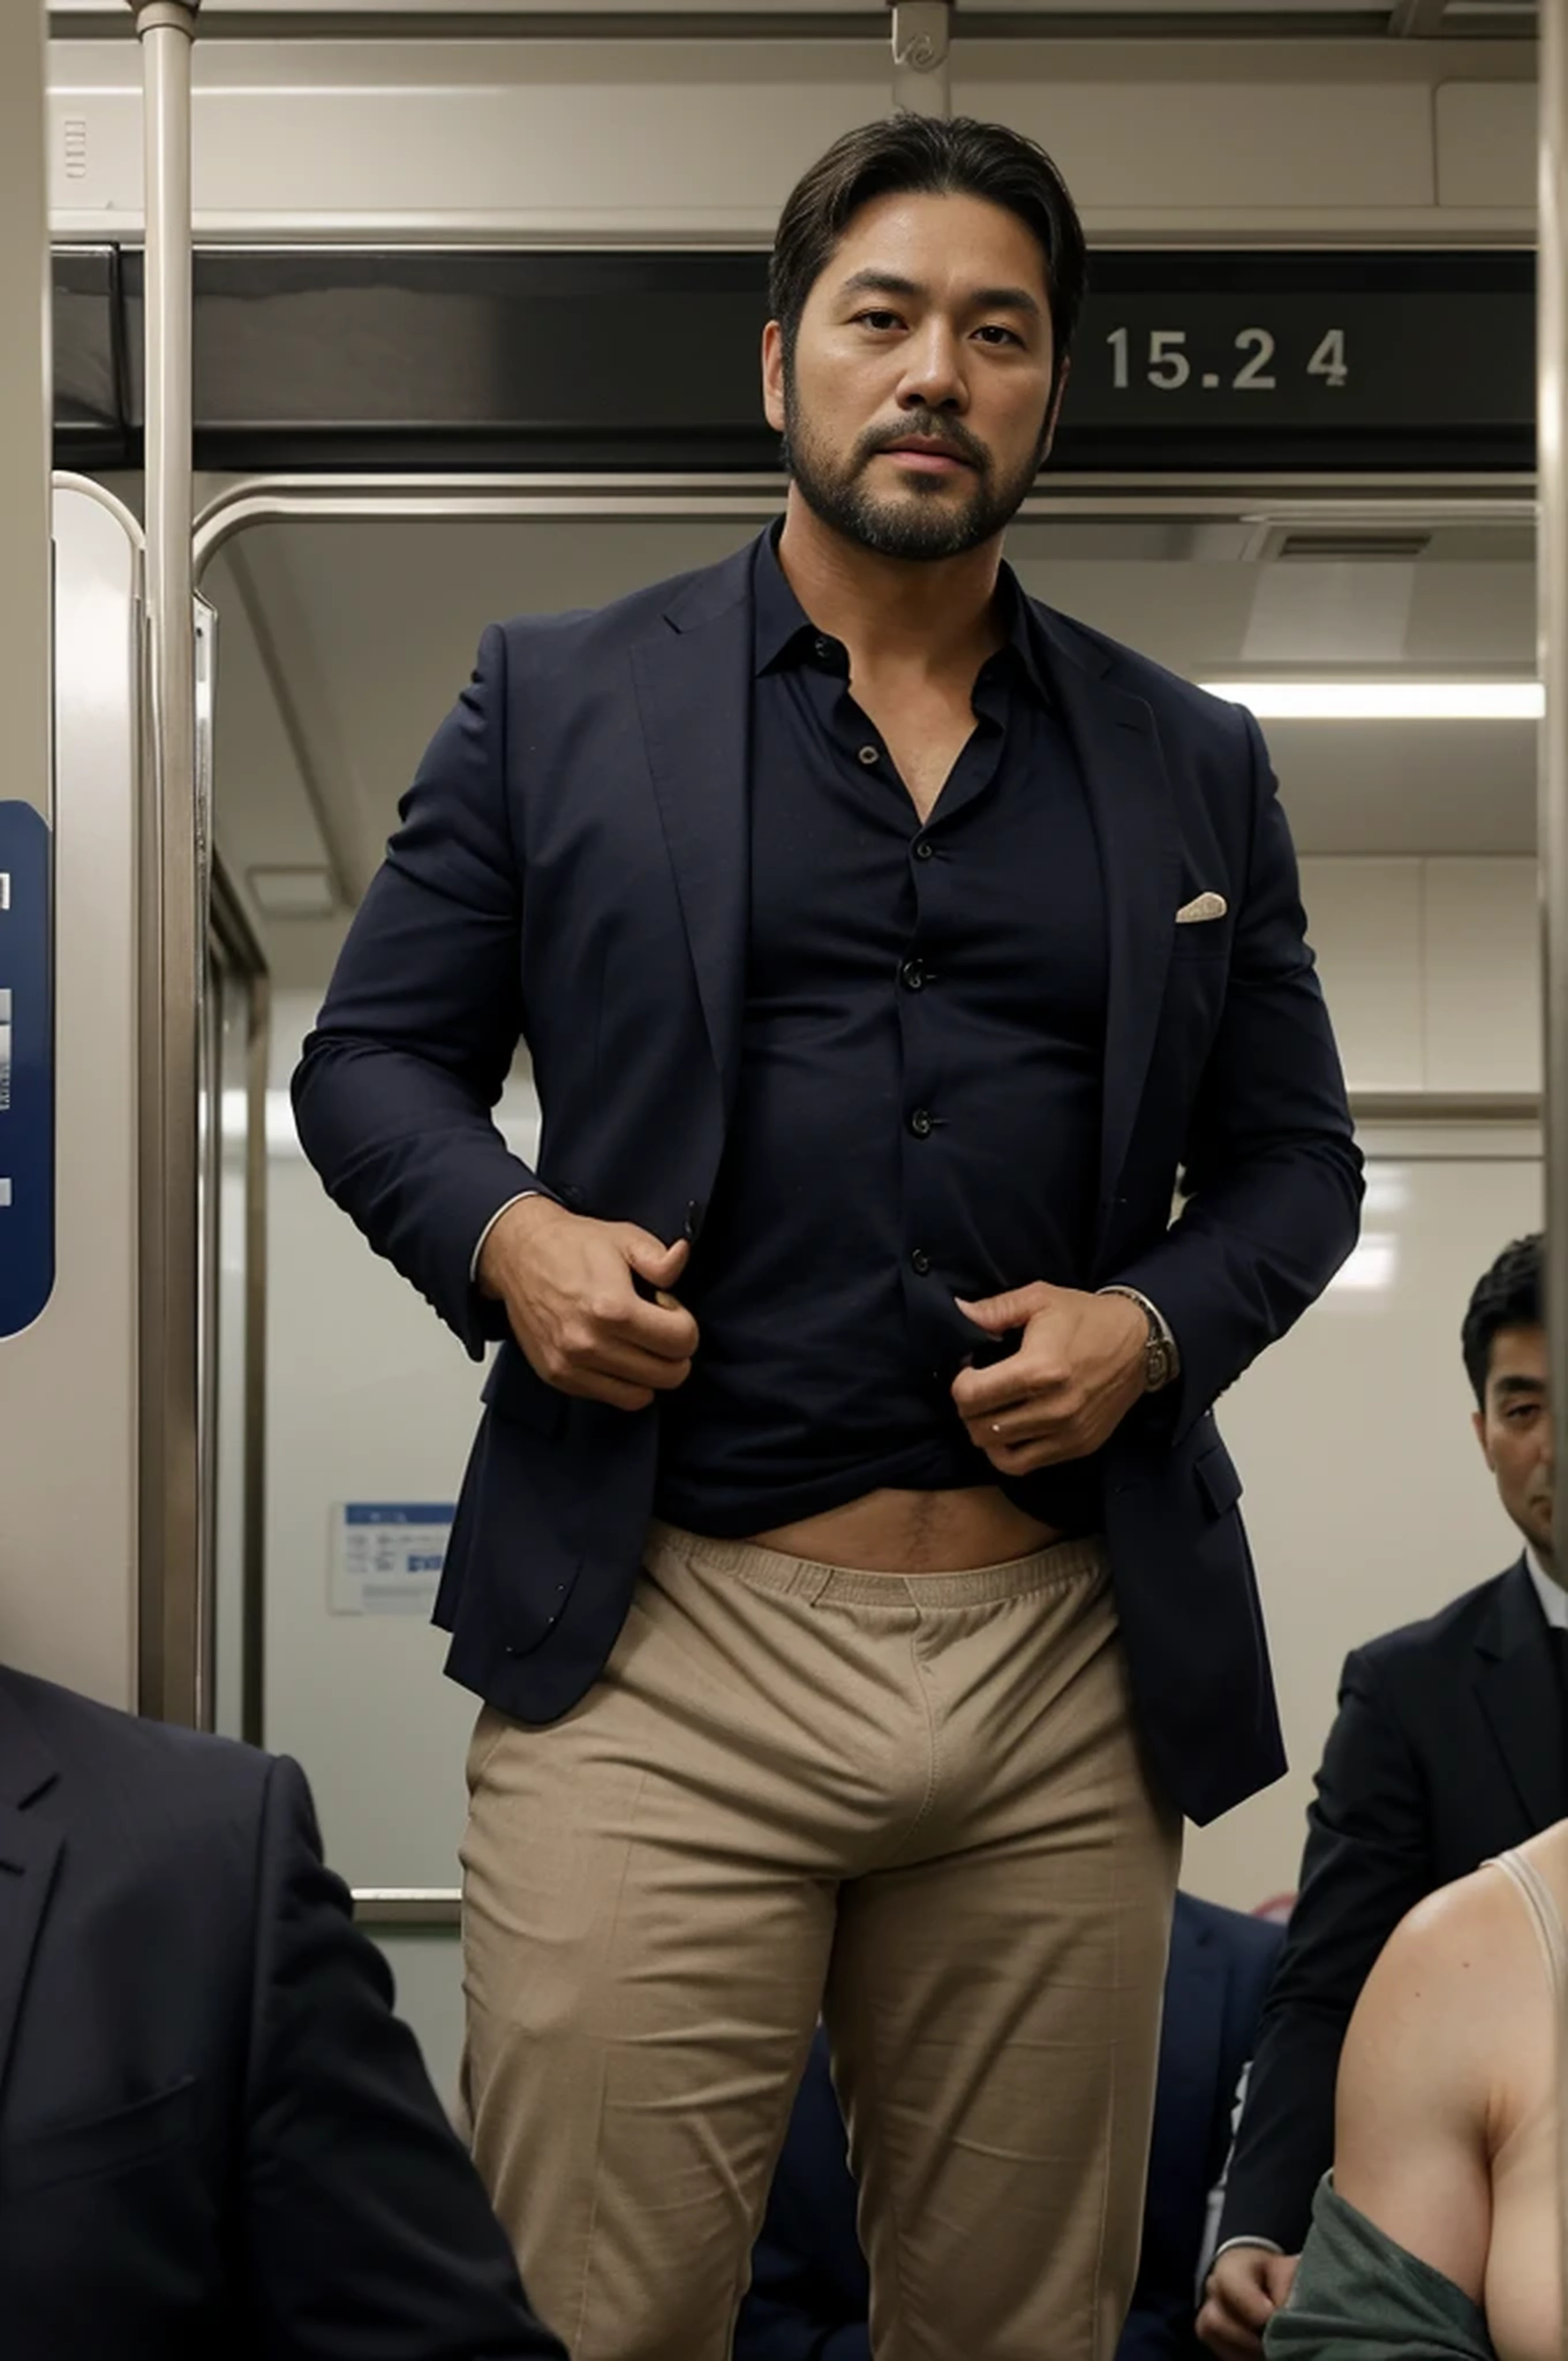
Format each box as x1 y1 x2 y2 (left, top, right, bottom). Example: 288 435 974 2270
644 1520 1109 1611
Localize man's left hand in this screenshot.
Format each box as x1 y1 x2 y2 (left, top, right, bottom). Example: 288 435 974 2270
951 1283 1148 1474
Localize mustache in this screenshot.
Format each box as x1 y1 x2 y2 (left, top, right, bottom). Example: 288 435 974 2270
858 414 990 472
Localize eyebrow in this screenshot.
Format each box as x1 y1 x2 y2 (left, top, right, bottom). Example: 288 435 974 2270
1492 1374 1546 1398
836 268 1044 323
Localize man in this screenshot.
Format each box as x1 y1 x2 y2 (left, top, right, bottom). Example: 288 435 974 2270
1198 1233 1568 2359
0 1660 566 2359
735 1894 1287 2361
295 115 1359 2361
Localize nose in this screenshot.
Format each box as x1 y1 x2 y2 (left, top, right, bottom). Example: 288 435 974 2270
895 318 968 415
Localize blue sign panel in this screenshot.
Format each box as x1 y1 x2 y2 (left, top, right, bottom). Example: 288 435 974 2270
0 802 55 1337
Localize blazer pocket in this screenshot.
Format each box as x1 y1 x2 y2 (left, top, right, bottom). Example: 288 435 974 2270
1193 1438 1243 1521
1170 917 1231 963
0 2076 199 2196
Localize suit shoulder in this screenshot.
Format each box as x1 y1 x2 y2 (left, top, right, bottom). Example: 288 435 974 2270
1036 605 1253 750
1350 1564 1521 1681
488 541 753 662
0 1662 275 1824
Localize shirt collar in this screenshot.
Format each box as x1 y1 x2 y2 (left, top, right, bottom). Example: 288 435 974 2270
751 523 1051 706
1525 1544 1568 1630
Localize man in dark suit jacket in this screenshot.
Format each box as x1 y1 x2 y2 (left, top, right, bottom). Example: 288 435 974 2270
736 1894 1286 2361
1198 1234 1568 2358
295 113 1359 2361
0 1662 565 2360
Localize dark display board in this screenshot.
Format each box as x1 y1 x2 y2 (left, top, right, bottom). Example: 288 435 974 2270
51 246 1533 476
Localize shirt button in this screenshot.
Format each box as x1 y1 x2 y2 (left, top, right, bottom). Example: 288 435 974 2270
910 1247 932 1276
914 838 935 861
814 637 831 659
858 745 880 767
900 957 927 991
909 1108 933 1138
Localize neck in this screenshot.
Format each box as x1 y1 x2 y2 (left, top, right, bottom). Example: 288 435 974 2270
775 488 1007 677
1525 1537 1562 1589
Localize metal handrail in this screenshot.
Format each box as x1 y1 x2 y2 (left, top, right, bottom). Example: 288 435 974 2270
134 0 205 1728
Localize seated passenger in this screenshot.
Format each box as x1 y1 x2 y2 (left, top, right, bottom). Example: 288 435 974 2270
1264 1821 1566 2361
735 1891 1286 2361
0 1660 566 2360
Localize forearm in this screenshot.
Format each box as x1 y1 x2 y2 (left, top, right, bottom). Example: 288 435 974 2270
293 1037 549 1356
1114 1130 1362 1437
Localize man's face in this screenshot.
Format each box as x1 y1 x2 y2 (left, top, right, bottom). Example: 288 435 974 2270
762 188 1064 564
1473 1323 1555 1570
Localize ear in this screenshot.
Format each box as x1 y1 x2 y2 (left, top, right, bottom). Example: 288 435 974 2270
1038 352 1072 464
762 320 787 436
1472 1405 1495 1472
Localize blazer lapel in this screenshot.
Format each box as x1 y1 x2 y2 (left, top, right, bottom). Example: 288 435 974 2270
0 1695 63 2109
1472 1560 1568 1832
628 550 755 1114
1035 610 1181 1250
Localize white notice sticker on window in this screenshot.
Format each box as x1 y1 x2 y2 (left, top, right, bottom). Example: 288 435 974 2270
330 1503 454 1616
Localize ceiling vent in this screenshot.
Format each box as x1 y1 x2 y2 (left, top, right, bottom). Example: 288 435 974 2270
1275 530 1434 563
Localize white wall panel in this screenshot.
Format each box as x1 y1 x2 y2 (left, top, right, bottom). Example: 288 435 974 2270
1434 79 1537 212
1423 856 1539 1095
1299 857 1425 1093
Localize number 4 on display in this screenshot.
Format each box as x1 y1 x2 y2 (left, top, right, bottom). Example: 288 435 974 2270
1308 329 1349 387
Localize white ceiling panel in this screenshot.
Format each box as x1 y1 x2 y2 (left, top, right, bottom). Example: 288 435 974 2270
204 507 1538 986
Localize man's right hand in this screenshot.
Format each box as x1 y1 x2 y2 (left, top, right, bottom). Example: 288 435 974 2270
1197 2247 1300 2358
477 1195 699 1412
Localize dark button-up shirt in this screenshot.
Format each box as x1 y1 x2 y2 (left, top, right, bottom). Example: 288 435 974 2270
654 526 1109 1539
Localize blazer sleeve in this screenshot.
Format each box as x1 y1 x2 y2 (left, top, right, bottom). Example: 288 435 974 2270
1215 1651 1433 2256
291 624 555 1360
241 1754 567 2360
1112 710 1362 1436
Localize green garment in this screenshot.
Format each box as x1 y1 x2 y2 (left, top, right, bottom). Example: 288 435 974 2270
1264 2178 1496 2361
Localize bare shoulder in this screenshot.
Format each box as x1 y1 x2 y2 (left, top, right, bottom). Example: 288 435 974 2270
1347 1862 1540 2076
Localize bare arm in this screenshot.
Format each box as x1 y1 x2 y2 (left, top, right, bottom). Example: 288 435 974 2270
1328 1881 1501 2307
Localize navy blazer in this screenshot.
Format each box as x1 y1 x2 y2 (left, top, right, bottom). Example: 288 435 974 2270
1219 1557 1568 2253
0 1666 564 2360
736 1894 1286 2361
294 534 1362 1825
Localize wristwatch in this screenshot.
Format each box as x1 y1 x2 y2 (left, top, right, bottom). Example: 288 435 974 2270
1098 1286 1179 1394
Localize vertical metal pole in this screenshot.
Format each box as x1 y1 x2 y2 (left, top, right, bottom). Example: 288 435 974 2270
889 2 952 120
134 0 205 1727
1537 16 1568 2355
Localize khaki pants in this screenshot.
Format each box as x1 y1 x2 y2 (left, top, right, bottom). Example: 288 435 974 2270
461 1522 1181 2361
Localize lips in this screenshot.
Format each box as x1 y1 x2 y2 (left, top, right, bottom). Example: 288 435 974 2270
883 439 972 465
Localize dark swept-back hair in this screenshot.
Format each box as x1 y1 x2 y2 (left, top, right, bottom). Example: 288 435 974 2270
1461 1234 1543 1405
768 115 1088 393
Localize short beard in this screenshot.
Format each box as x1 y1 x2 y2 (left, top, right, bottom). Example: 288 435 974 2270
779 354 1048 563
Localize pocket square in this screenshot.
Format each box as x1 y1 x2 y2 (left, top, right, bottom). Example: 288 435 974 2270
1175 892 1227 925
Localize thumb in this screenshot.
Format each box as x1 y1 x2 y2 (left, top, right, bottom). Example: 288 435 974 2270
1262 2254 1300 2307
624 1229 691 1287
955 1281 1050 1333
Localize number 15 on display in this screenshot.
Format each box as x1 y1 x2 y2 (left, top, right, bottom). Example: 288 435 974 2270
1106 326 1349 392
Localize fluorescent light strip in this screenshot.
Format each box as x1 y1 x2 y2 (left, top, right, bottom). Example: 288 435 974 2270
1198 681 1544 721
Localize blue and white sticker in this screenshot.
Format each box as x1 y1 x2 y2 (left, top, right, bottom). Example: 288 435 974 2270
0 802 54 1339
330 1502 454 1617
